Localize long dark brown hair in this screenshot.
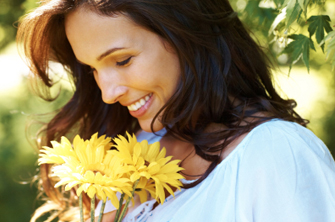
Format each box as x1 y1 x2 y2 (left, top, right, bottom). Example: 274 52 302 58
17 0 307 220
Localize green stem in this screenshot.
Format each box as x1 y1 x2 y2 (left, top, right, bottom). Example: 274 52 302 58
117 180 139 222
79 193 84 222
91 196 95 222
113 193 125 222
97 201 106 222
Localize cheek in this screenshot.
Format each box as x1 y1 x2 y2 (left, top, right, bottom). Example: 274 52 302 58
158 59 181 94
128 57 163 87
92 73 100 88
127 47 181 96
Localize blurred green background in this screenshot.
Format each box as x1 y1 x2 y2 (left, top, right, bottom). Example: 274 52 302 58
0 0 335 221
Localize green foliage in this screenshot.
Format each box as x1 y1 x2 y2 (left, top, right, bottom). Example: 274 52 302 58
22 0 40 12
243 0 278 38
297 0 309 11
0 0 26 50
0 0 334 72
280 0 335 71
281 34 316 72
233 0 335 72
0 0 40 51
273 0 286 7
308 15 333 51
274 0 334 71
285 1 302 29
321 30 335 69
0 79 73 222
244 1 276 26
322 106 335 158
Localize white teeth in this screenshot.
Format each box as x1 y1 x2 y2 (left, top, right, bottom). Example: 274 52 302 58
135 102 141 109
140 99 146 106
127 94 152 111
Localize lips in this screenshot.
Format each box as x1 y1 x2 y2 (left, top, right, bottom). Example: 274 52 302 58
127 93 154 118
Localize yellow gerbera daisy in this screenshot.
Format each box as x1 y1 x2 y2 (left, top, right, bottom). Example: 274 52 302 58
112 133 185 204
38 136 77 165
39 133 132 209
38 133 113 165
52 152 132 209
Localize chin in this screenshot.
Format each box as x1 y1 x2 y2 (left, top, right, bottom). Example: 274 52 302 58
139 121 164 133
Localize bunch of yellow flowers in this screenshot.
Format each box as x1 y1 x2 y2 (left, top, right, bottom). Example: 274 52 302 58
38 132 184 222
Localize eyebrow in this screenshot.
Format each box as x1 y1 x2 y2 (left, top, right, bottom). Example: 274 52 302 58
76 47 127 65
97 47 126 61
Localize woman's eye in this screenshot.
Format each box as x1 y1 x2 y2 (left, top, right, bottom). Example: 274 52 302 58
116 57 132 66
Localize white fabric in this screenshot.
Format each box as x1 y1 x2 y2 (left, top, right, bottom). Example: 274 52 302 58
102 120 335 221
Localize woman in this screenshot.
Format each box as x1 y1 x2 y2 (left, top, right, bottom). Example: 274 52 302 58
18 0 335 221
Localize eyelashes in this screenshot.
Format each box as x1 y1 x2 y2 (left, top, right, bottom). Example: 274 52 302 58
87 56 133 74
116 56 132 66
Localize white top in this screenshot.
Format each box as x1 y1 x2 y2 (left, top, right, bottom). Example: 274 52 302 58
98 119 335 221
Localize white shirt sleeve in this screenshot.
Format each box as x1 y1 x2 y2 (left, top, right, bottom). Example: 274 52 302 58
95 120 335 221
236 121 335 222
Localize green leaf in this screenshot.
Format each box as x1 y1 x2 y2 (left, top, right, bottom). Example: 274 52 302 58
298 0 310 17
307 15 333 52
322 30 335 70
310 0 326 5
281 34 316 73
297 0 305 9
282 0 292 7
269 8 286 35
243 1 277 34
298 0 311 11
273 0 286 8
286 1 302 29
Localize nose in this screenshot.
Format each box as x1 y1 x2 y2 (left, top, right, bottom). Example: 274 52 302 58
93 69 128 104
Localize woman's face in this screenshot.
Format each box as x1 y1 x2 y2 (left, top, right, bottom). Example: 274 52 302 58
65 7 181 132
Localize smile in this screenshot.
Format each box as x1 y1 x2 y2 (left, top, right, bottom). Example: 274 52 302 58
127 93 153 111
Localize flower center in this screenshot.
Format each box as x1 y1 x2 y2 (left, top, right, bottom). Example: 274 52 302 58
93 170 103 174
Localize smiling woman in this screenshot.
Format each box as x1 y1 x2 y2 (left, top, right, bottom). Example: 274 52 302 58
17 0 335 222
65 7 181 132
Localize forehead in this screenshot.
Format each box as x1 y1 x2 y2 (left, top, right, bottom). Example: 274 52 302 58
64 7 141 62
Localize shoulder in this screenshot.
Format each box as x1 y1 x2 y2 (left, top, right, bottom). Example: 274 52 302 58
237 119 335 184
240 119 334 167
234 119 335 221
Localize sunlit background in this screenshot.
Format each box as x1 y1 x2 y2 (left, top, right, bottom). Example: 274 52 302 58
0 0 335 221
